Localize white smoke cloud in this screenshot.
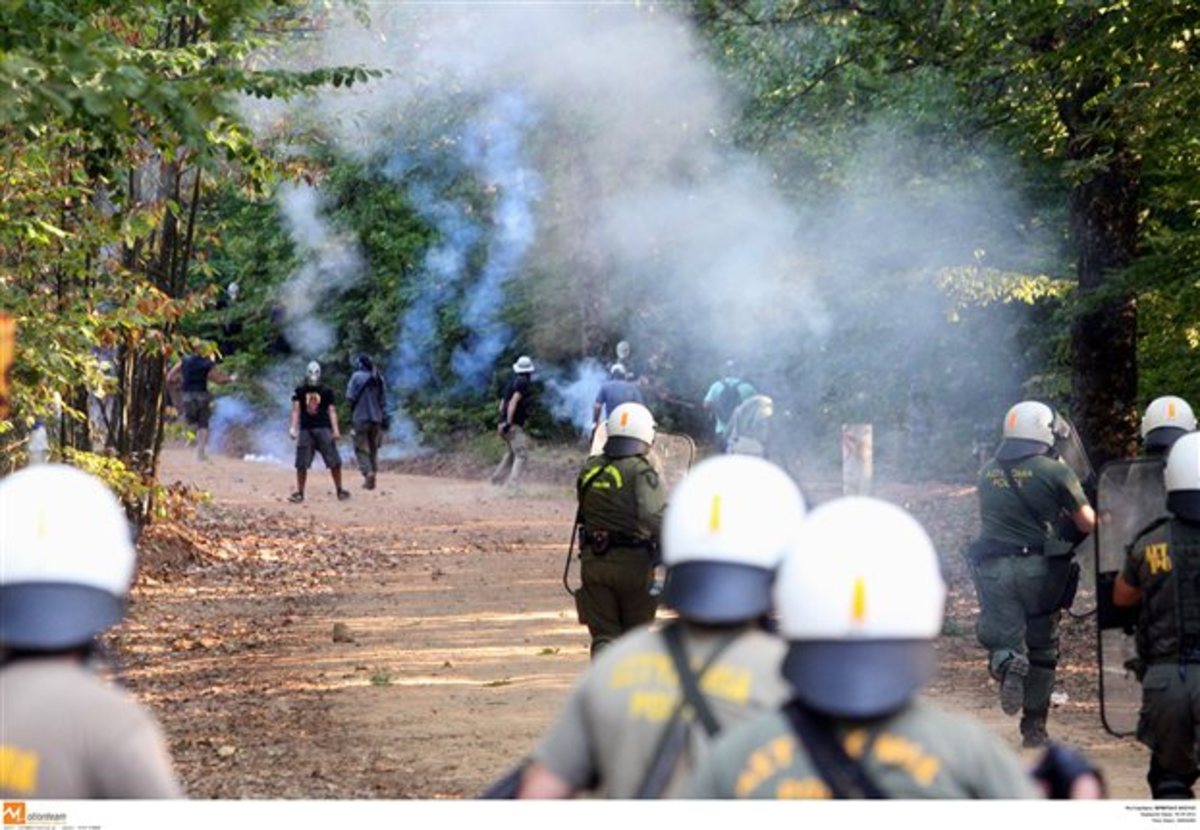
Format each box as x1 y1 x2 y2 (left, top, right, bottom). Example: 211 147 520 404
276 182 364 357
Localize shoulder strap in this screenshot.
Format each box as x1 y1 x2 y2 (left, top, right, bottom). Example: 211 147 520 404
782 700 886 799
662 622 726 736
634 623 739 798
999 461 1052 538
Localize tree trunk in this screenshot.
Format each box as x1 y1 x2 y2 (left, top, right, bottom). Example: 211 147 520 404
1065 133 1141 467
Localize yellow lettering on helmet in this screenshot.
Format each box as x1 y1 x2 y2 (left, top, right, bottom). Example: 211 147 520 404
620 411 629 428
1007 411 1018 431
709 494 722 533
1169 402 1177 419
35 509 48 540
852 577 867 624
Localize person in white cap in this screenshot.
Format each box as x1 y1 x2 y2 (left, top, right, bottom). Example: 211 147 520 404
0 465 183 798
514 454 807 798
687 496 1104 799
491 355 536 487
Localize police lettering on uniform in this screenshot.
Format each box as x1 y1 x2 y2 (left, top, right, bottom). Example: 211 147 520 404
0 466 183 799
517 455 807 798
970 401 1096 747
687 497 1103 800
573 402 666 658
1114 432 1200 798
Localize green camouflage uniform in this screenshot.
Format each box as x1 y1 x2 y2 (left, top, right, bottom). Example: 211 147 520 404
685 699 1040 799
1122 519 1200 798
575 452 666 658
973 454 1089 726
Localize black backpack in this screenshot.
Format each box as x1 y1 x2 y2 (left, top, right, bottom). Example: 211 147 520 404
714 378 745 422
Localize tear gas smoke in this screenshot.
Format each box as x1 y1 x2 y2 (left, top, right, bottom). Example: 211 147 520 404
250 4 1047 471
544 359 609 434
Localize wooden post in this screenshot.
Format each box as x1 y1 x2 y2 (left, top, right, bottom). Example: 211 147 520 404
842 423 873 496
0 313 14 420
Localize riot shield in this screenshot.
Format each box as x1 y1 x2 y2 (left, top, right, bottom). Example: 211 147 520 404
1093 457 1167 737
650 430 697 494
1053 414 1097 496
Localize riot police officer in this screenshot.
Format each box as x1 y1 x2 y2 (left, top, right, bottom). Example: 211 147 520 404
1114 432 1200 798
687 497 1103 799
518 454 807 797
971 401 1096 747
574 402 666 658
0 465 183 798
1141 396 1197 457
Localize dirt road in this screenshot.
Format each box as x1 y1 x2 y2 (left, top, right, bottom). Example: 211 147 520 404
115 446 1149 798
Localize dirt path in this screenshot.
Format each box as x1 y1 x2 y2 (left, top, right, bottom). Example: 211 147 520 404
115 446 1149 799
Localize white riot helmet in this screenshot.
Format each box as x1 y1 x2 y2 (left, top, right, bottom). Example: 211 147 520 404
306 360 321 384
1165 432 1200 521
603 402 656 458
1142 396 1197 456
512 355 535 374
996 400 1064 461
0 465 136 650
775 497 946 718
662 455 806 623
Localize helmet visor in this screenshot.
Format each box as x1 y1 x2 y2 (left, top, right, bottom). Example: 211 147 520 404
782 639 936 718
662 561 774 624
0 583 125 650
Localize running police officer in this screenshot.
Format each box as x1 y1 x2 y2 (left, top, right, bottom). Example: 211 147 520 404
971 401 1096 747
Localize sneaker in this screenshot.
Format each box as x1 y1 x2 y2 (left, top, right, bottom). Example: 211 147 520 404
1000 657 1029 716
337 489 351 501
288 492 304 504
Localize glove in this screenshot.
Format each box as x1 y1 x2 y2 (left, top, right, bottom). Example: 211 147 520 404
289 427 298 441
1031 742 1106 799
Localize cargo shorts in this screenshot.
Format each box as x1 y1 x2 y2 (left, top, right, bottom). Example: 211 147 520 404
296 427 341 470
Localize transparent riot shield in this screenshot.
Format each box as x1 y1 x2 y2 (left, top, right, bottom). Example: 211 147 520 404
1053 414 1097 495
1094 457 1167 737
650 430 697 495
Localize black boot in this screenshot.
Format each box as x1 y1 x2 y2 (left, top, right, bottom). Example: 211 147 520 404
1020 710 1049 748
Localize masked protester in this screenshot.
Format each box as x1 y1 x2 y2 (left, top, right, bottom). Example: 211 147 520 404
687 497 1103 800
515 455 807 798
969 401 1096 747
492 356 535 488
1113 432 1200 798
289 360 349 503
0 466 183 798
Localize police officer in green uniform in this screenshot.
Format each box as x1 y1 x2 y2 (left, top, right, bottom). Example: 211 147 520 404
518 455 808 798
1141 396 1197 458
687 497 1104 800
1114 432 1200 798
971 401 1096 747
575 402 667 658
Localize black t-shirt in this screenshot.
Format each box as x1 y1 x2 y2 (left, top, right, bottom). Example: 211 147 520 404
293 384 336 430
502 374 534 427
181 356 215 393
